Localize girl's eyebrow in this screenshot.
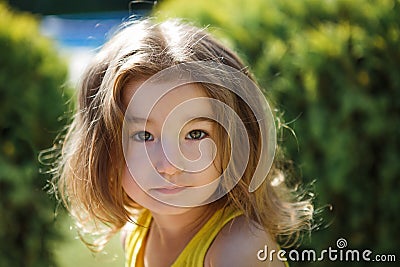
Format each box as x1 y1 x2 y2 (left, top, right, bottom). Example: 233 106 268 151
186 117 215 124
126 116 150 124
126 116 214 124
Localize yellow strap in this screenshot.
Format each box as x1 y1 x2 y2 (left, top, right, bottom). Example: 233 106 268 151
125 209 151 267
171 207 242 266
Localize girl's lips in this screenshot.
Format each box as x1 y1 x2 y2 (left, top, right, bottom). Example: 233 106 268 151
152 186 186 194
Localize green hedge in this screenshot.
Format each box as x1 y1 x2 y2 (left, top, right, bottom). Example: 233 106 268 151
156 0 400 266
0 3 70 266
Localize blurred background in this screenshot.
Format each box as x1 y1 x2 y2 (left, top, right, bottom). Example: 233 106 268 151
0 0 399 266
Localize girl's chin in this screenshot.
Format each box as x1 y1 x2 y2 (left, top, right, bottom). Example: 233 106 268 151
146 201 192 215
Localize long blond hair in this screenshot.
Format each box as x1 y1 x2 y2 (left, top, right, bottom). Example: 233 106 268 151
48 18 313 250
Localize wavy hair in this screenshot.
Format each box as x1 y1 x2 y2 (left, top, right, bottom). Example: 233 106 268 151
47 18 314 251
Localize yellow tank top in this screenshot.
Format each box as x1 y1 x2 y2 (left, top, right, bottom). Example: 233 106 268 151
124 207 242 267
124 207 289 267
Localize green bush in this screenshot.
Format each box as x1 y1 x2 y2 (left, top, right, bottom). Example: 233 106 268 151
0 3 70 266
156 0 400 266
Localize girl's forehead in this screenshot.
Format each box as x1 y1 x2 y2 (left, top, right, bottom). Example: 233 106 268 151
123 79 207 106
123 80 214 122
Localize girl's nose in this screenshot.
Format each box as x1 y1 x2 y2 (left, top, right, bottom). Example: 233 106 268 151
153 142 182 177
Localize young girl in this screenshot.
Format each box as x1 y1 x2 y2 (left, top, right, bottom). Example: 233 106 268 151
52 18 313 266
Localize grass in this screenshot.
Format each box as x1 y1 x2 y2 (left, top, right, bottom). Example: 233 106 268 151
51 214 125 267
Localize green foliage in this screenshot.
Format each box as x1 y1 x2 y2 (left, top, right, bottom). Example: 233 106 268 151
156 0 400 266
0 2 70 266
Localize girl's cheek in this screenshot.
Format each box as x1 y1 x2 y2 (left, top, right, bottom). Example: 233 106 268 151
122 165 156 208
123 143 154 183
180 140 217 171
180 142 201 161
122 166 142 198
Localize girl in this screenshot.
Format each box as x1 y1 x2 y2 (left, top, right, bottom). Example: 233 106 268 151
51 18 313 266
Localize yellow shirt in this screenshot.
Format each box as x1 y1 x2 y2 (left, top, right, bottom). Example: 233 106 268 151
125 207 242 267
124 207 289 267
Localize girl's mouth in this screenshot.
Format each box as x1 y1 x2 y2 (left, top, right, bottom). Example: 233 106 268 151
151 186 187 195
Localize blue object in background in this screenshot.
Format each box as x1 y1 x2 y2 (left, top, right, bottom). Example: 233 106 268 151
39 2 156 83
40 1 156 49
40 11 130 48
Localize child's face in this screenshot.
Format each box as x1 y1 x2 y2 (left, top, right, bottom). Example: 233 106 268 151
121 79 221 214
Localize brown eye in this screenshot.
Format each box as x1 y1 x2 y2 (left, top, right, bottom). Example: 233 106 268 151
132 131 154 141
186 130 207 140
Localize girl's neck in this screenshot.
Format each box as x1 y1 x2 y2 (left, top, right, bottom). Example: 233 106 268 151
150 204 216 243
143 201 225 266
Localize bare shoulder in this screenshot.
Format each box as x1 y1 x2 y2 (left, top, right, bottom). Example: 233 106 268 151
205 216 286 267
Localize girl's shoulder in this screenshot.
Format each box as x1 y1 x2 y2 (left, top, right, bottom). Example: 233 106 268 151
205 215 286 267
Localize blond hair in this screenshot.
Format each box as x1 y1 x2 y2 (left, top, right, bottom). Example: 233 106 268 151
49 18 313 250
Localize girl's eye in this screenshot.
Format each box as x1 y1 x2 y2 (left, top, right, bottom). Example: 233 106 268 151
186 130 208 140
132 131 154 142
